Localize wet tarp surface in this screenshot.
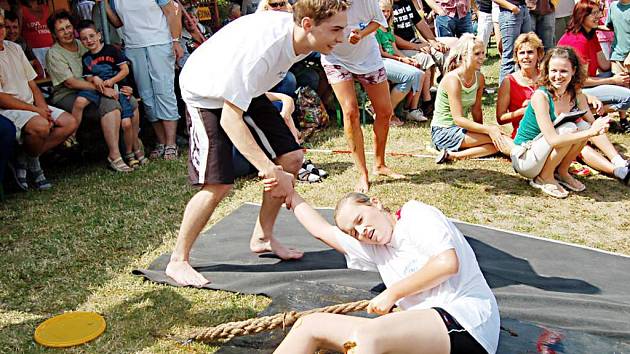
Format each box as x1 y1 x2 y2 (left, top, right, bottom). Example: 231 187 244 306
134 203 630 353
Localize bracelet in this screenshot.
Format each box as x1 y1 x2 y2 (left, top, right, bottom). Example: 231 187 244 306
172 38 180 42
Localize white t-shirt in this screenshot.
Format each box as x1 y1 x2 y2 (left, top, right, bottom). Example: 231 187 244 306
321 0 387 74
179 12 307 111
334 201 500 354
0 41 37 104
111 0 172 48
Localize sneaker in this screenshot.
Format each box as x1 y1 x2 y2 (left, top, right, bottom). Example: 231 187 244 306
406 109 428 122
303 159 328 178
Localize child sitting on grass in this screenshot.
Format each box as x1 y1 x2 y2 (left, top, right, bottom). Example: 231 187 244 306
74 20 146 172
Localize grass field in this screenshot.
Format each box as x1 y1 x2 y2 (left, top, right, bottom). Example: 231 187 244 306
1 50 629 353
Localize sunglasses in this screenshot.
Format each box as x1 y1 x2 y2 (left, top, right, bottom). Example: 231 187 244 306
0 23 5 29
269 1 287 8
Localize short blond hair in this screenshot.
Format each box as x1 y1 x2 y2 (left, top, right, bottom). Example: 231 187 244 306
293 0 349 26
513 32 544 66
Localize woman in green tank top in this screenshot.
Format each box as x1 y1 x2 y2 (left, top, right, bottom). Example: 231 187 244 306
510 47 612 198
430 34 513 164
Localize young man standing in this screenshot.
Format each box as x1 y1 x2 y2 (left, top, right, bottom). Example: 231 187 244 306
168 0 349 286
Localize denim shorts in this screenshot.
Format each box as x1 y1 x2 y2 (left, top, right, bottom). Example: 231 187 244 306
431 125 467 152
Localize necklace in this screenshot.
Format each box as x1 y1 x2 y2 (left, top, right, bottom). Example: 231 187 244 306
458 69 475 87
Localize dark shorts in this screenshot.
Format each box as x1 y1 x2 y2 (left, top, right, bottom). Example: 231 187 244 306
433 307 488 354
186 95 302 186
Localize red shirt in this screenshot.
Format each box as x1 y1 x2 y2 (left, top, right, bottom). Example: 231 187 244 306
20 4 53 49
507 74 536 139
558 31 602 77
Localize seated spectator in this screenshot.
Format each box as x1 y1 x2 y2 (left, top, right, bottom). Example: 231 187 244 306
0 10 77 190
390 0 454 115
0 114 16 199
431 34 511 163
4 10 44 78
182 11 211 53
376 0 428 126
425 0 474 37
510 47 615 198
498 33 630 183
75 20 145 170
13 0 53 72
222 3 241 27
46 10 140 172
558 0 630 132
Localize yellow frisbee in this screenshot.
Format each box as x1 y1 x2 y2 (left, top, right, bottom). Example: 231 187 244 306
34 312 106 348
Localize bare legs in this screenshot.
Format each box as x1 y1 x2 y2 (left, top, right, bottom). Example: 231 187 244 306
166 183 233 287
166 149 304 286
274 310 450 354
331 79 403 193
21 113 77 157
249 150 304 260
444 132 498 161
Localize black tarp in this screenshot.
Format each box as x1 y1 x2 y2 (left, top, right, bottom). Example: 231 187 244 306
134 203 630 353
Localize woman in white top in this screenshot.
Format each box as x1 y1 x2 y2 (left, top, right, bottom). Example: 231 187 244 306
272 191 500 354
321 0 404 193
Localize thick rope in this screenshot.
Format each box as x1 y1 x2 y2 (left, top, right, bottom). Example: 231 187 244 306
188 300 369 344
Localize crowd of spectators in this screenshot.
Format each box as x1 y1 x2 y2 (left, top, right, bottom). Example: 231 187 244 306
0 0 628 200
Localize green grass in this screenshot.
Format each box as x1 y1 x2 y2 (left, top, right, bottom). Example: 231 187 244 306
1 49 629 353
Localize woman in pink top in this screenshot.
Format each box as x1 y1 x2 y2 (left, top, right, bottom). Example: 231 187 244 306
499 32 630 183
16 0 53 70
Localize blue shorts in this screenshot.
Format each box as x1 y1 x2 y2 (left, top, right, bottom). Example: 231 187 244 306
78 90 135 119
431 125 467 152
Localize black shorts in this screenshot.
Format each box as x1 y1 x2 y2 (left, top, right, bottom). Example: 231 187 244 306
186 95 301 186
433 307 488 354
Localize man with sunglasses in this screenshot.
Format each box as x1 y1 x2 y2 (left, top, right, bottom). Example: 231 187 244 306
168 0 349 287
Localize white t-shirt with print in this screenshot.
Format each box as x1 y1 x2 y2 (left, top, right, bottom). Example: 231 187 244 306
321 0 388 74
179 12 307 111
0 41 37 104
334 201 500 354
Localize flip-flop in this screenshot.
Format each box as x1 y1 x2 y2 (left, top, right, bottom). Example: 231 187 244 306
554 174 586 192
529 179 569 199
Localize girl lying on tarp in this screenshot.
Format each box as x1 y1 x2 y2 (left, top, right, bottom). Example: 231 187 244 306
268 189 500 354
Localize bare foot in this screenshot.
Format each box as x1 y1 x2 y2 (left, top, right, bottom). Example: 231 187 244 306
355 176 370 193
165 260 209 287
250 236 303 260
374 166 405 179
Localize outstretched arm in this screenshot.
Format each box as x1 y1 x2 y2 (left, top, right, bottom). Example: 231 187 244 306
291 193 346 254
368 249 459 314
